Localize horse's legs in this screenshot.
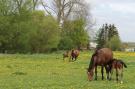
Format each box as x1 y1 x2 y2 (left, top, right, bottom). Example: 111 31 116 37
95 65 97 80
120 68 123 83
74 56 77 61
105 65 110 80
69 55 72 62
116 68 119 82
110 68 113 80
71 55 74 62
101 65 104 80
72 57 74 61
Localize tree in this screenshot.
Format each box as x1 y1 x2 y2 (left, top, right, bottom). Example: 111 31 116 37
96 25 106 49
108 24 118 40
106 35 122 51
96 23 121 50
0 0 92 53
58 19 89 50
58 36 74 50
42 0 92 50
28 11 60 53
0 0 61 53
41 0 90 25
71 19 89 49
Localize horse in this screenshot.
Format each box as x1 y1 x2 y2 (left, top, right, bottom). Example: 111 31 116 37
63 50 70 60
109 58 127 83
70 49 79 62
87 48 113 81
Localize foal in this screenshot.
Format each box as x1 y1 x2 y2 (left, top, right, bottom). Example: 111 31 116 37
63 51 70 60
110 59 127 83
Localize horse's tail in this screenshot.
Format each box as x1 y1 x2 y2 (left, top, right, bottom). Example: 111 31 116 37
121 61 127 68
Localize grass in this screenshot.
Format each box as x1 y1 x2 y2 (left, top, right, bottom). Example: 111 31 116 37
0 51 134 89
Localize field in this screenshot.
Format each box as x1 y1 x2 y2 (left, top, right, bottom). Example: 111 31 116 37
0 51 135 89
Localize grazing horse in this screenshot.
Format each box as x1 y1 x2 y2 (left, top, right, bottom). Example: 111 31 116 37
63 51 70 60
87 48 113 81
109 58 127 83
70 49 79 62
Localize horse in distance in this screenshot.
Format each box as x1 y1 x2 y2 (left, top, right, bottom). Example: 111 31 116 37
63 50 70 60
70 49 79 62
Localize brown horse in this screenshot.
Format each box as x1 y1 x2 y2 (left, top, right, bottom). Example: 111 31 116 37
63 51 70 60
109 58 127 83
87 48 113 81
70 49 79 62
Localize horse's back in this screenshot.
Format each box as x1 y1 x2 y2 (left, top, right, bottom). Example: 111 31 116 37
112 59 127 69
100 48 113 59
96 48 113 64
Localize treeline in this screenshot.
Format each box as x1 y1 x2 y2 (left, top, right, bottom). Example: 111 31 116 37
0 0 90 53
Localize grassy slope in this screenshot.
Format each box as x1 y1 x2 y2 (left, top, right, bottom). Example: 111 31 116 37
0 51 135 89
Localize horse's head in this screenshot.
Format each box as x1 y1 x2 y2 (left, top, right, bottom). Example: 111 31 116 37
87 69 94 81
87 54 97 81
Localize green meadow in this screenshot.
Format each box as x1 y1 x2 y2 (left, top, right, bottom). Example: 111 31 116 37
0 51 135 89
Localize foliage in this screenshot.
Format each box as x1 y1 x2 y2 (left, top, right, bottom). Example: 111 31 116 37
106 35 122 51
96 27 106 48
58 36 74 50
0 0 90 53
58 19 89 50
0 0 60 53
28 11 60 53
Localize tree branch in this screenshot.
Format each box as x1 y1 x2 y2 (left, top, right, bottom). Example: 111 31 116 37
41 1 57 15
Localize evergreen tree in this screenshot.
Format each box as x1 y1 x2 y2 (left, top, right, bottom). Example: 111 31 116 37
96 23 121 50
96 25 106 49
108 24 118 40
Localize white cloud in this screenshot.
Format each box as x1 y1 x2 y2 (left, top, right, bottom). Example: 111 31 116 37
109 3 135 14
90 0 135 42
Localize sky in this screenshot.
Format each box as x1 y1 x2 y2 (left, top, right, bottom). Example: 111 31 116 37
87 0 135 42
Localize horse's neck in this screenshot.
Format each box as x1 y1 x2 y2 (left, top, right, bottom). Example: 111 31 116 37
88 59 95 72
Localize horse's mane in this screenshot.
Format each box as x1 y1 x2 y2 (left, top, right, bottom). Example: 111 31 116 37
88 51 98 72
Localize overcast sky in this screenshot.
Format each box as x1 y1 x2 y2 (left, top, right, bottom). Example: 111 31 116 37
87 0 135 42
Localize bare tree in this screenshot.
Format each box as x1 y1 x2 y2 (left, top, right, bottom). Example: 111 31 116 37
12 0 40 13
41 0 91 26
32 0 40 10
